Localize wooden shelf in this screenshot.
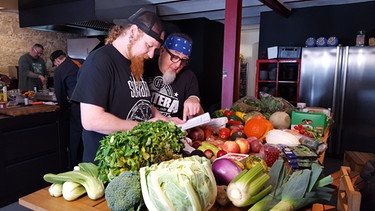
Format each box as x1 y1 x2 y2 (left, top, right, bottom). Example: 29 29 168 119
255 59 301 105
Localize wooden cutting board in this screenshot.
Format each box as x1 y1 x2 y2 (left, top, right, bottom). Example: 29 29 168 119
0 104 59 116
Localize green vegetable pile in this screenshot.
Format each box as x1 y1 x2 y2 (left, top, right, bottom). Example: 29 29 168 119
230 96 266 113
259 92 296 116
95 120 185 184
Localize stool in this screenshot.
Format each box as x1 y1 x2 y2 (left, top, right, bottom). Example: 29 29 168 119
343 151 375 172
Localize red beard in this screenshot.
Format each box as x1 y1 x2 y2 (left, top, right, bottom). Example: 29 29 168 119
128 41 150 81
130 56 147 81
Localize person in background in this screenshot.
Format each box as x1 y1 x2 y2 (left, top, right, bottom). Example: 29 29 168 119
50 50 83 168
70 8 181 163
144 33 204 121
18 43 48 92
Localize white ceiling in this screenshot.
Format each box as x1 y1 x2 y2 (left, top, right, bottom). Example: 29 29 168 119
0 0 374 25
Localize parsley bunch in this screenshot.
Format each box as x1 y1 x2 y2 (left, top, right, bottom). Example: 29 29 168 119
95 120 185 184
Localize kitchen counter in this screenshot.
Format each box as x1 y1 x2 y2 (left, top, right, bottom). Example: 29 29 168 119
0 105 69 207
0 104 59 118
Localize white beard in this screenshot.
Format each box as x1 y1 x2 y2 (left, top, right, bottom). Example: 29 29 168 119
162 71 176 85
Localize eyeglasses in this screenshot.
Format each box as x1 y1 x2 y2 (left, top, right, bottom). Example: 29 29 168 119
165 47 189 66
33 48 43 56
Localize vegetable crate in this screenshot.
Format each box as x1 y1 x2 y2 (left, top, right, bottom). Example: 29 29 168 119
291 111 327 132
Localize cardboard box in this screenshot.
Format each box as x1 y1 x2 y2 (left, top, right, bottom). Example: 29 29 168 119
291 111 327 132
267 46 279 59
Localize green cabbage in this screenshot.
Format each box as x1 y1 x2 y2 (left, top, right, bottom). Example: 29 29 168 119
139 156 217 211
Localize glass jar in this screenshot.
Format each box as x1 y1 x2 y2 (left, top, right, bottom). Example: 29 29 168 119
356 30 366 47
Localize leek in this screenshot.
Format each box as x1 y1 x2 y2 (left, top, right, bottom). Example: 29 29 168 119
249 160 290 211
227 164 272 207
249 161 334 211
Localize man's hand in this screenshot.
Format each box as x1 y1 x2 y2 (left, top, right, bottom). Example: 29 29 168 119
183 96 203 121
39 75 47 85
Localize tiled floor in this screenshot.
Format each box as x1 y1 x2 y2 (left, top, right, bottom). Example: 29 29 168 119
0 203 31 211
322 155 344 175
0 156 344 210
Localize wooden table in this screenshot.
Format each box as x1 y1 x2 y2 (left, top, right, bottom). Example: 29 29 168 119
19 167 347 211
18 187 242 211
19 187 110 211
18 127 334 211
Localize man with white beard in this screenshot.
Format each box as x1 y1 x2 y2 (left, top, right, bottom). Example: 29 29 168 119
145 33 204 121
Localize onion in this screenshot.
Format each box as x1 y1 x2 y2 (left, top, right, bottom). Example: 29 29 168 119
211 158 242 185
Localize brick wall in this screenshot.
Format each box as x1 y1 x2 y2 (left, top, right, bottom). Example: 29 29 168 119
0 12 79 77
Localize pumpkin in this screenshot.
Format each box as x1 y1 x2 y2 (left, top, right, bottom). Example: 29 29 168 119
243 115 273 141
269 111 291 129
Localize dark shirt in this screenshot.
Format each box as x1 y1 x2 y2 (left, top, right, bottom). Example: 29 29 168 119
71 44 153 162
53 57 81 108
144 56 200 119
18 53 47 91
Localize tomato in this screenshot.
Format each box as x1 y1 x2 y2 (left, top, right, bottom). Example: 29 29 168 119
218 127 231 139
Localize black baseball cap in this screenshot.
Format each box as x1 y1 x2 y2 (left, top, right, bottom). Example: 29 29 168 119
113 8 164 44
50 50 66 66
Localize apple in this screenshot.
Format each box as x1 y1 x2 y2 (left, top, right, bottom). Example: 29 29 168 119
222 141 240 153
235 138 251 154
250 139 263 153
204 149 214 159
216 149 227 158
246 136 258 144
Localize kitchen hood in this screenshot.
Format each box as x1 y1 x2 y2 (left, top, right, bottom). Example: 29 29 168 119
18 0 156 36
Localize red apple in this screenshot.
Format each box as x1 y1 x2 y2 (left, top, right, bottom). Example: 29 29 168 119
204 149 214 159
250 139 263 153
216 149 227 158
222 141 240 153
246 136 258 144
235 138 251 154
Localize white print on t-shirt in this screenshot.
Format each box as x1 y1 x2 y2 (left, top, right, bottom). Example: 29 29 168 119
128 79 151 98
127 99 153 121
32 62 43 74
149 76 179 115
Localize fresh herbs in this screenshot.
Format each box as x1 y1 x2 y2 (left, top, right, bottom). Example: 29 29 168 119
95 120 185 184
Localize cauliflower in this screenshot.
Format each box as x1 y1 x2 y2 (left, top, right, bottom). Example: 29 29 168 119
105 171 143 211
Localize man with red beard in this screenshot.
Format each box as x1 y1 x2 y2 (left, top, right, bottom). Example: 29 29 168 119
71 8 176 163
144 33 204 121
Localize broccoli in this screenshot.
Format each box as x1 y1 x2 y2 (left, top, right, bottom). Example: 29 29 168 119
105 171 143 211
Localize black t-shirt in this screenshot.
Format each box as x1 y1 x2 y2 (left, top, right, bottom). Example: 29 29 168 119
71 44 153 162
53 57 80 108
144 56 200 119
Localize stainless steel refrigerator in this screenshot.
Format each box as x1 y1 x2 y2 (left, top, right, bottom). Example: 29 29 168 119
299 46 375 156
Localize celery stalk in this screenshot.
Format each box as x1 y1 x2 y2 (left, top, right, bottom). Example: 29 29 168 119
227 164 271 207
